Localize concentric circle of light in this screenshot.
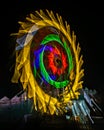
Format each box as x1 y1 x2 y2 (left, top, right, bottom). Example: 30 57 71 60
11 9 84 115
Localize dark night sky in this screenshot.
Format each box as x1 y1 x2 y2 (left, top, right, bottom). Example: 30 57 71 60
0 0 104 98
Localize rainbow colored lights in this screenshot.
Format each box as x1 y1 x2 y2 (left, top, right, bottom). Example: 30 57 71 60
11 10 84 115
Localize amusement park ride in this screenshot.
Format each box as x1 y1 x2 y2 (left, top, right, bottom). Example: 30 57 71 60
0 9 104 130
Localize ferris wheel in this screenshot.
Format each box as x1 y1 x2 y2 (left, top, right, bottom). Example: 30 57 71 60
11 9 84 116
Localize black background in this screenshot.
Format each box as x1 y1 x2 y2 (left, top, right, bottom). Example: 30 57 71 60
0 1 104 130
0 0 104 98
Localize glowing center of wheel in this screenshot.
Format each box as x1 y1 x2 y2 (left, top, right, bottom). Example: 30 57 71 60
54 56 62 68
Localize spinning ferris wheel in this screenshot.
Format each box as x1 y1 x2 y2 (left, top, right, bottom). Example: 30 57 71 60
11 9 84 116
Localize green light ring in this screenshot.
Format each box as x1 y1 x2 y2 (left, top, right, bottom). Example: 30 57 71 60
39 45 69 88
41 34 73 76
